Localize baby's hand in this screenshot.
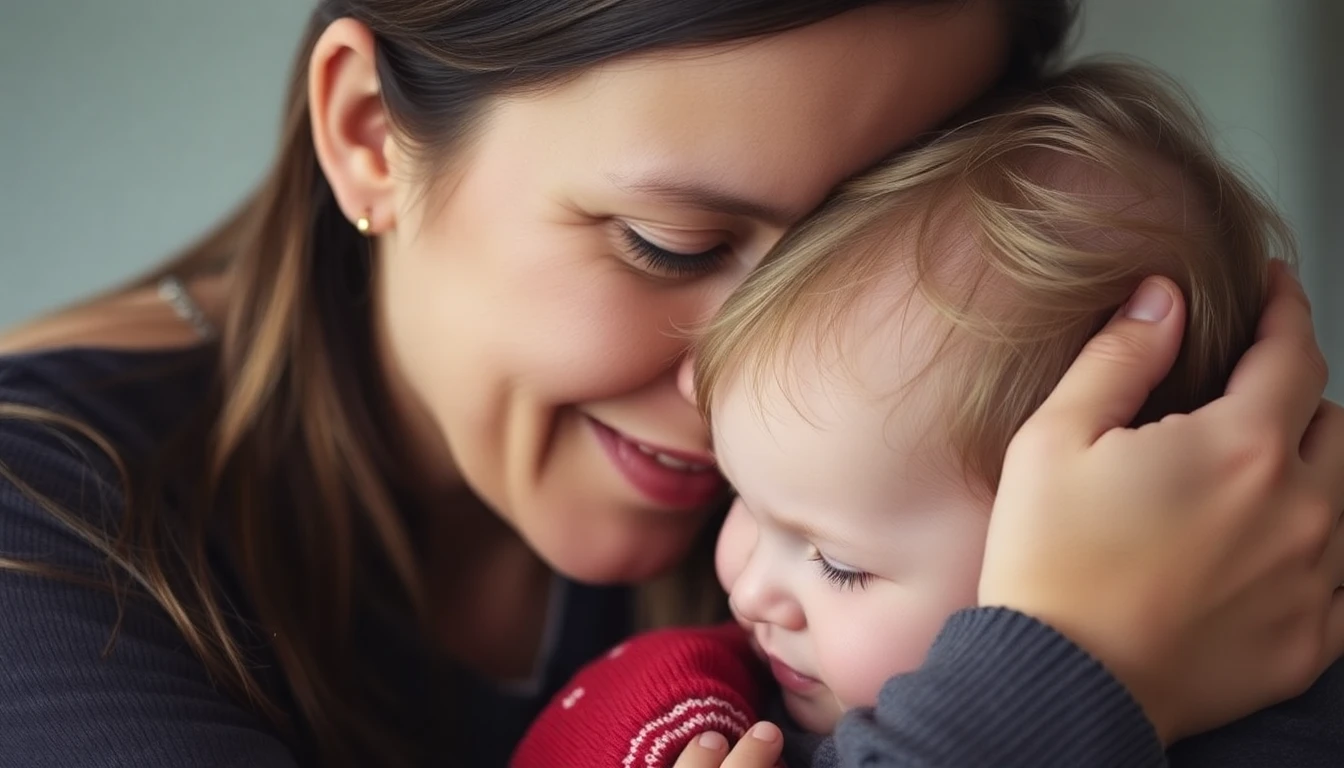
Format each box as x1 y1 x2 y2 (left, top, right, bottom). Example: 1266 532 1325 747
672 722 785 768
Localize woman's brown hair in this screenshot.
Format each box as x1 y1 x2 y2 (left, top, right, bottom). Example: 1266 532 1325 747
0 1 1076 765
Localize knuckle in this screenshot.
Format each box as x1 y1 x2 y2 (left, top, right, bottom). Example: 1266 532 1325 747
1085 330 1153 369
1309 496 1338 545
1260 420 1297 458
1284 499 1334 561
1221 437 1285 492
1157 411 1195 429
1228 424 1295 482
1007 417 1069 462
1305 484 1335 526
1305 491 1337 532
1314 401 1344 450
1297 337 1331 391
1287 277 1315 317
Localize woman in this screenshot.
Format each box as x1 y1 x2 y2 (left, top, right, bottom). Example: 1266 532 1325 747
1 1 1340 766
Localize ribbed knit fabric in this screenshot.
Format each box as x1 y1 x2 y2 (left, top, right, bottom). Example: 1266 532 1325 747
512 623 765 768
832 606 1344 767
832 607 1164 768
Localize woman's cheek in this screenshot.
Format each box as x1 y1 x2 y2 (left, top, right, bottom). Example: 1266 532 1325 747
516 279 692 398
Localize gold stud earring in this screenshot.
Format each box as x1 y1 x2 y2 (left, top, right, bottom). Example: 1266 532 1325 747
355 213 372 236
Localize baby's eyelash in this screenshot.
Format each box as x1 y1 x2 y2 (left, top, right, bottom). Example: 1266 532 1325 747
809 552 872 591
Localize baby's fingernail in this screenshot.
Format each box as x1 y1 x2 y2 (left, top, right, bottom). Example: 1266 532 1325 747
750 722 781 743
698 732 728 750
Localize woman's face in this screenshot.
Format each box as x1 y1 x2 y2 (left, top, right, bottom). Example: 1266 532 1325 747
375 3 1006 583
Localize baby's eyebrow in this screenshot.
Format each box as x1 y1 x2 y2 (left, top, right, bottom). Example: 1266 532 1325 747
717 437 863 551
765 504 861 551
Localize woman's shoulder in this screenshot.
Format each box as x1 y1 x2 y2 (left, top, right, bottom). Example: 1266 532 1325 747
0 345 300 767
0 345 214 548
0 344 214 453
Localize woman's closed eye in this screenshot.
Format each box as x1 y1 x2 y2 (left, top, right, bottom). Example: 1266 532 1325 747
810 549 872 591
618 223 730 278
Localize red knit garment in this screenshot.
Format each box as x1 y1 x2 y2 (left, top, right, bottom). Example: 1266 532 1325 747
511 622 767 768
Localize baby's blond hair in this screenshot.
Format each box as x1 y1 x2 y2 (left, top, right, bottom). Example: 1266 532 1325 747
696 60 1294 488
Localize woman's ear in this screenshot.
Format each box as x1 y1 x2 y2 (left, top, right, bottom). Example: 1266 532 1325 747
309 18 396 235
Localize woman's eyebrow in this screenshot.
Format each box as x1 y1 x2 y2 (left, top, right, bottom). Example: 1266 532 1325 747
607 172 803 226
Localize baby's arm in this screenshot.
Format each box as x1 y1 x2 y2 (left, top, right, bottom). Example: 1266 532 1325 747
827 609 1162 768
670 611 1159 768
511 623 767 768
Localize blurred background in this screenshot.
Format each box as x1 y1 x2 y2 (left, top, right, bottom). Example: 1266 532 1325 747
1 0 1339 396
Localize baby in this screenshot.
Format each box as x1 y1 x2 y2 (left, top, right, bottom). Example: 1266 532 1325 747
513 60 1292 767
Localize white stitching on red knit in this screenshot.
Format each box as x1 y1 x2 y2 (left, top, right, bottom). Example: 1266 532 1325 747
622 697 752 768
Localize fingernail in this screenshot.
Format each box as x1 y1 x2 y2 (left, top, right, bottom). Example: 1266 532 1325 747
750 722 782 743
698 732 728 750
1124 279 1174 322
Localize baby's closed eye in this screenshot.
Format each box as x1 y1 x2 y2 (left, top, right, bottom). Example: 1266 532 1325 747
808 549 873 590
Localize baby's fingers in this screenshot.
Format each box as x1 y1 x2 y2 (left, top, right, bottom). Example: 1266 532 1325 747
722 722 785 768
671 723 785 768
672 732 731 768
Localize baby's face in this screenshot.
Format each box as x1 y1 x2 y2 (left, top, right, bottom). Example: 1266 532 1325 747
711 295 992 733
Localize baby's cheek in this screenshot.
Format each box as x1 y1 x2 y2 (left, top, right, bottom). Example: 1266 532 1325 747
714 500 755 595
818 601 950 709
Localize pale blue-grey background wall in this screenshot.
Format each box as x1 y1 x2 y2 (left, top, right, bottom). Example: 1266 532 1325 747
0 1 309 319
1073 0 1341 398
1 0 1339 395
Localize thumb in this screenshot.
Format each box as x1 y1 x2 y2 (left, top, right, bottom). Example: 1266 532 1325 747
1030 277 1187 447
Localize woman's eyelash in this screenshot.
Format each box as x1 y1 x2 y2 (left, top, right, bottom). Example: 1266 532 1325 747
810 552 872 591
620 226 728 277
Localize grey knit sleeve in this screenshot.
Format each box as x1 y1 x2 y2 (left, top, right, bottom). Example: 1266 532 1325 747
824 608 1165 768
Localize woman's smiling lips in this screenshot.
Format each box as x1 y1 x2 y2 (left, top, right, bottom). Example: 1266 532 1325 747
586 416 724 509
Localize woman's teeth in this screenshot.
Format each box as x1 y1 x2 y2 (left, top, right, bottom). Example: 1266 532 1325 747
633 442 713 472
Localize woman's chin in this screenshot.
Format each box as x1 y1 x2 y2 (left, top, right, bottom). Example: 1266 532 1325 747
536 528 693 586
